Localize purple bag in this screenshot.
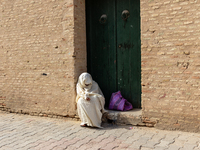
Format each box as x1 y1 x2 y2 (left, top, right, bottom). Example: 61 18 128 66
109 91 133 111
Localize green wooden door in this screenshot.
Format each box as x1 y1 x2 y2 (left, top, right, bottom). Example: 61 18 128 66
86 0 141 108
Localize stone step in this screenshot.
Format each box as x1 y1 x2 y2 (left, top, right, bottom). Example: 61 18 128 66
103 109 154 127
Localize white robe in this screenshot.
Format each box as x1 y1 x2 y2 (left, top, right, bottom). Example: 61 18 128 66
76 74 105 128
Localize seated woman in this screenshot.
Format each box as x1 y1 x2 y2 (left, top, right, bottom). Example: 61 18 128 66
76 73 105 128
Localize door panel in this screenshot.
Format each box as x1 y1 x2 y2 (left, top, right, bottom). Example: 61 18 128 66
116 0 141 107
86 0 117 107
86 0 141 108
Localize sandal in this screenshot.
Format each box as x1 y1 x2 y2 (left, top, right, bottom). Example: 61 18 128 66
80 124 88 127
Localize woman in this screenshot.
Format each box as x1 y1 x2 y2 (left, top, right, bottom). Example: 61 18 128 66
76 73 105 128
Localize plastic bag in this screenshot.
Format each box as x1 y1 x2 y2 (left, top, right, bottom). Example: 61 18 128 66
109 91 133 111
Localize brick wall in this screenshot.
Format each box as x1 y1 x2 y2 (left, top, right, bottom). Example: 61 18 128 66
0 0 86 117
74 0 87 80
141 0 200 131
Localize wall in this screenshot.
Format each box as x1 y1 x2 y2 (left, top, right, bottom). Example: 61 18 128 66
0 0 86 117
74 0 87 80
141 0 200 132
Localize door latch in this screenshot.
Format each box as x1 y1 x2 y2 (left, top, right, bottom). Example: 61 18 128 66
99 14 107 24
121 10 130 21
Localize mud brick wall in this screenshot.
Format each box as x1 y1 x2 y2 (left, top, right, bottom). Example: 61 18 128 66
141 0 200 131
0 0 86 117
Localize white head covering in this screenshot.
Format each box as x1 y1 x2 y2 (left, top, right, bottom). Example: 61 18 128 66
78 72 93 91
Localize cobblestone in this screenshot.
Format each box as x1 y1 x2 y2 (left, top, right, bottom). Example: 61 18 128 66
0 111 200 150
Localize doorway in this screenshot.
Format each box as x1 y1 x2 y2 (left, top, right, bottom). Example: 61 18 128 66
86 0 141 108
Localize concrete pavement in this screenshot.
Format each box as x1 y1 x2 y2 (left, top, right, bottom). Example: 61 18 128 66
0 111 200 150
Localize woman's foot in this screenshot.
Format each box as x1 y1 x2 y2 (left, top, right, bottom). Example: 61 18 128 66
80 124 88 127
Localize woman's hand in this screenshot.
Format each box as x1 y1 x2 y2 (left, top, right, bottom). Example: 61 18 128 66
86 97 90 101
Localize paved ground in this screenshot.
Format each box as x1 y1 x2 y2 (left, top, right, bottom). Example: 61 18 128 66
0 111 200 150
